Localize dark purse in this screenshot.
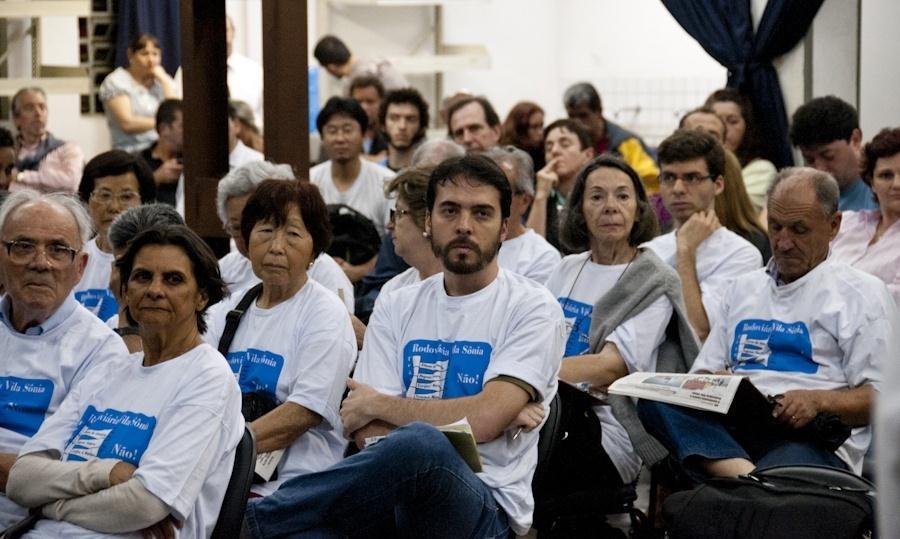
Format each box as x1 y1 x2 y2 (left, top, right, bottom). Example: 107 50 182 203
217 283 279 483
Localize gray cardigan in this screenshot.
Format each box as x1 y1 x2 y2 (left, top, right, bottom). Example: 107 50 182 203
588 248 700 467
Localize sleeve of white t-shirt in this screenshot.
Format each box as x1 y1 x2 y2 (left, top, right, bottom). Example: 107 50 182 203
354 291 405 397
699 243 761 324
69 332 130 390
132 363 241 522
483 293 565 402
543 259 568 298
282 306 355 431
836 284 897 391
530 248 562 285
689 302 732 374
606 295 674 373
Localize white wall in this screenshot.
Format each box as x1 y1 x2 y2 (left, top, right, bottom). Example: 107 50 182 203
860 0 900 138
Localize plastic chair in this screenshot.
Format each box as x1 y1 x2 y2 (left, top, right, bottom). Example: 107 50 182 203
211 426 257 539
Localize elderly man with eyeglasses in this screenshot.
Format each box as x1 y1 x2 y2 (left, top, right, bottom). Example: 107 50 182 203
0 189 128 527
642 129 762 341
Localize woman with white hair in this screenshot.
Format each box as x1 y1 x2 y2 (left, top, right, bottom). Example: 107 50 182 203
216 161 355 313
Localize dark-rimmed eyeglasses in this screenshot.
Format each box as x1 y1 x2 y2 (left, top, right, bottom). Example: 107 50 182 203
389 208 412 223
3 240 79 265
658 172 715 186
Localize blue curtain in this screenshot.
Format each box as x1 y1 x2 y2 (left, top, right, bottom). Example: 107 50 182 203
115 0 181 76
662 0 824 169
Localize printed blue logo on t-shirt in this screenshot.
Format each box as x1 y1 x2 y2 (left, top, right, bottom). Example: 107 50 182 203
75 288 119 322
402 340 492 399
0 377 54 437
63 405 157 466
558 297 593 357
731 319 817 374
234 348 284 400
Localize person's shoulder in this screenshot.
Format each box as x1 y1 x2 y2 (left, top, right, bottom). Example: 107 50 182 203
498 269 559 310
360 159 395 181
299 279 349 318
99 67 131 92
743 158 777 174
822 259 892 301
524 229 560 256
309 161 330 182
642 230 675 252
711 227 761 258
381 267 420 296
556 250 590 270
310 252 344 278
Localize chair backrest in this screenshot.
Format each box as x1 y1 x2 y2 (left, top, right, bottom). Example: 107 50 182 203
532 391 562 491
211 426 257 539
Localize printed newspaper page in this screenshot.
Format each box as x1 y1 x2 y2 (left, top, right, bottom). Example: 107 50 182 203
608 372 746 414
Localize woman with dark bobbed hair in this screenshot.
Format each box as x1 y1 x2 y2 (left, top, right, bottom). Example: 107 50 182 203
204 179 356 497
7 225 242 537
537 156 698 534
830 127 900 305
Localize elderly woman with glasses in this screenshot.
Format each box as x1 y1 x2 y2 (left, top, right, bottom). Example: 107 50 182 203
74 150 156 322
7 225 242 537
204 179 356 497
535 156 698 534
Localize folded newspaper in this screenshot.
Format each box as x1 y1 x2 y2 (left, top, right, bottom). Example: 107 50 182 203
608 372 766 414
364 417 483 473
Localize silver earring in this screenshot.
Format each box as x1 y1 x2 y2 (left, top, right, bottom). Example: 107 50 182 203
423 231 430 238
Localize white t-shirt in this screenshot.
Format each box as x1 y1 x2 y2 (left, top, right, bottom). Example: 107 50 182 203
204 279 355 496
310 158 394 237
691 259 896 473
73 238 118 322
378 267 425 298
642 227 761 327
544 251 673 482
228 53 264 126
356 269 565 536
498 229 561 285
0 296 127 527
218 251 355 314
19 343 242 538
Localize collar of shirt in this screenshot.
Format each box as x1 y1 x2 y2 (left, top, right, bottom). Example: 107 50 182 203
0 293 79 335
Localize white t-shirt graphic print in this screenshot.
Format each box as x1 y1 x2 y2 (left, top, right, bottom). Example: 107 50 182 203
355 269 565 536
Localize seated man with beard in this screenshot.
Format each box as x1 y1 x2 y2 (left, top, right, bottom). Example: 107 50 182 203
243 155 565 538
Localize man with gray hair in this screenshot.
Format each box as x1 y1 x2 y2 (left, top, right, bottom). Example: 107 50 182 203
0 189 127 525
484 146 560 284
638 167 897 480
564 82 658 192
6 87 84 194
215 161 355 313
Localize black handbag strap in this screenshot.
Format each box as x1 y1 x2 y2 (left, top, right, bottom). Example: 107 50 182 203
217 283 263 357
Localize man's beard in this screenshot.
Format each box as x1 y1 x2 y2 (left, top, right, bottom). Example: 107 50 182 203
432 233 502 275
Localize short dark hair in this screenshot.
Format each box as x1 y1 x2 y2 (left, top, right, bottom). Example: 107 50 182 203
862 127 900 187
316 96 368 136
79 150 157 204
0 127 13 148
108 203 185 252
790 95 859 147
657 129 726 179
426 154 512 220
543 119 594 151
128 32 161 53
116 225 225 334
446 96 500 136
379 88 430 145
349 75 385 98
560 155 658 251
563 82 602 113
240 179 333 259
314 35 351 67
155 99 182 132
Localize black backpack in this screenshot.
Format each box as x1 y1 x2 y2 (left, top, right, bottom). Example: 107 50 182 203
663 464 875 539
326 203 382 265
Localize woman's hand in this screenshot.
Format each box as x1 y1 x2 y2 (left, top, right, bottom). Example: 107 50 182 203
109 461 136 487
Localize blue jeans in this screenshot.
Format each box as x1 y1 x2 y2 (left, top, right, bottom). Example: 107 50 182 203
637 401 848 483
244 422 511 539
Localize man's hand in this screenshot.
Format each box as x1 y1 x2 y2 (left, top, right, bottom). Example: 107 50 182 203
676 209 721 255
341 379 388 436
153 158 183 185
505 402 545 433
772 390 822 429
109 461 137 487
535 158 560 200
141 515 182 539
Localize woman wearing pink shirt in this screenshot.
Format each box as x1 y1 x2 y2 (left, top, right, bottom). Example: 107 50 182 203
831 127 900 305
